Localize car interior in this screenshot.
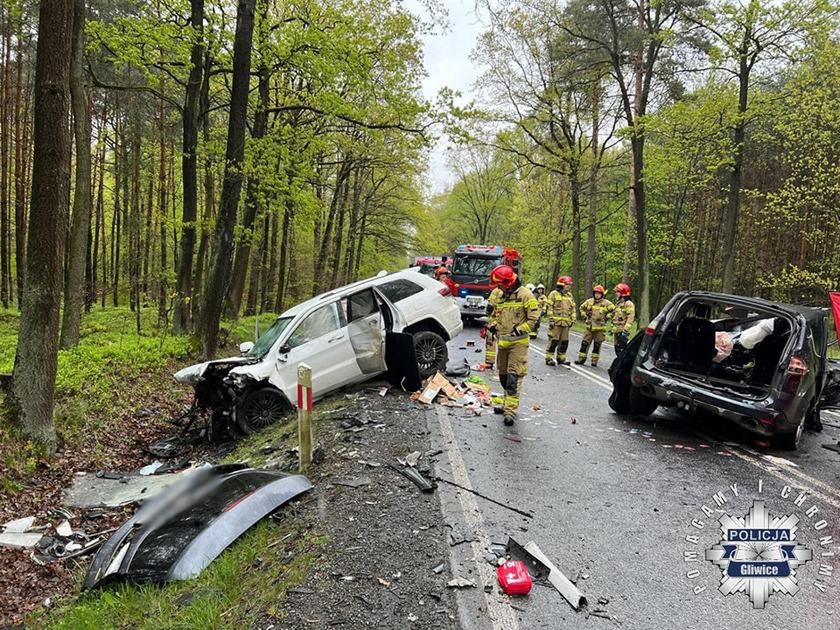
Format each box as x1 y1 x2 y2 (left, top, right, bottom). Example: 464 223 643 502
654 300 795 397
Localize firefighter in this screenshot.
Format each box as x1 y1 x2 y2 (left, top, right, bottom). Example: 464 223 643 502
575 284 615 367
531 284 547 339
482 286 503 369
544 276 576 366
612 283 635 356
434 265 450 282
487 265 540 425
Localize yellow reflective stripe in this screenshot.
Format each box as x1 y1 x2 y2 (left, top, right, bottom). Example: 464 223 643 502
498 337 530 348
519 323 531 333
525 299 540 309
495 302 526 309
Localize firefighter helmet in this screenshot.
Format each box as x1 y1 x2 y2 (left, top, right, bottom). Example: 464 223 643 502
490 265 517 290
536 283 545 291
434 266 450 280
557 275 573 286
526 283 536 291
614 282 631 297
593 284 606 295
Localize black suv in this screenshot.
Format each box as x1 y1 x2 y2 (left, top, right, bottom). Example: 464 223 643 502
608 291 839 449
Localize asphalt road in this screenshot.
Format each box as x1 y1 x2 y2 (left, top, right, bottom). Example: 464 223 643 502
430 322 840 630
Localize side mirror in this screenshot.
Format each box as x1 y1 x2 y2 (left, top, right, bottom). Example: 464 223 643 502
277 344 291 361
239 341 254 355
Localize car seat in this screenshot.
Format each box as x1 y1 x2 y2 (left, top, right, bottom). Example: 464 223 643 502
673 317 717 372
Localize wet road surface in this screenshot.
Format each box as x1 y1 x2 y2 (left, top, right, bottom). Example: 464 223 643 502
431 324 840 630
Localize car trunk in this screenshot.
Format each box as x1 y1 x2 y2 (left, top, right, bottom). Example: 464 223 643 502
650 297 798 400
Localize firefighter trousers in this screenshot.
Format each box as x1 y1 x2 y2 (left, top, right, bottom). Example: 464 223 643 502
578 330 606 365
497 341 528 417
545 324 571 362
485 333 497 369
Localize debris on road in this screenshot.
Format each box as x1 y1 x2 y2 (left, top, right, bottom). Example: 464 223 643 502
446 523 475 547
334 477 372 489
434 475 534 519
139 461 164 476
386 459 436 493
2 516 37 533
521 541 587 610
0 532 43 549
446 577 476 588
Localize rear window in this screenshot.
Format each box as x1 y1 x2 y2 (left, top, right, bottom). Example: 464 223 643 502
377 279 424 303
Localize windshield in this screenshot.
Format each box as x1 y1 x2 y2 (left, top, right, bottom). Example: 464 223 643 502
247 317 294 358
452 255 501 279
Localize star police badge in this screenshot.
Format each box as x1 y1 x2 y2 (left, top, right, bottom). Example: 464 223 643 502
706 500 813 608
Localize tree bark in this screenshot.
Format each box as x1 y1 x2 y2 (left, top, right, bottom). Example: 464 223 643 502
13 18 26 304
59 0 90 348
172 0 204 333
585 80 599 293
570 173 582 308
200 0 255 358
11 0 74 453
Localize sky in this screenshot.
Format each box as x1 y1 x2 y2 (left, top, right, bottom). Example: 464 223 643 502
404 0 485 196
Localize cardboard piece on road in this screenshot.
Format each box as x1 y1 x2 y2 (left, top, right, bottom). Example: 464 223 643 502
523 541 587 610
415 372 463 405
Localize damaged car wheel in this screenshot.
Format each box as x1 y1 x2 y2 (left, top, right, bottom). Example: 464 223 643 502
237 387 290 434
413 330 447 378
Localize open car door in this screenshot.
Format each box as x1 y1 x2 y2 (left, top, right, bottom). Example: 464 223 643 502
372 287 422 392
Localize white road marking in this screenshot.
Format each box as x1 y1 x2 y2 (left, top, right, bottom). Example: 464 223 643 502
527 343 612 388
435 406 521 630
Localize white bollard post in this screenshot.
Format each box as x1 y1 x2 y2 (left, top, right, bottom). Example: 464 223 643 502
297 363 313 472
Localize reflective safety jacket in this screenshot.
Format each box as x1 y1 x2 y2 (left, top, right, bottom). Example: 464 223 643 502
486 287 503 318
537 294 549 314
580 297 615 332
546 290 576 326
613 298 635 333
488 285 540 347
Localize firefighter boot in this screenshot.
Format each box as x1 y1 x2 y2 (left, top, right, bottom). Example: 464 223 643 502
558 340 570 365
591 341 602 367
494 374 508 414
575 340 589 365
545 339 558 366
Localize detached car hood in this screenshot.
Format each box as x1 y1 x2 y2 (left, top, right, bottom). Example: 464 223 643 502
174 356 261 385
84 464 312 589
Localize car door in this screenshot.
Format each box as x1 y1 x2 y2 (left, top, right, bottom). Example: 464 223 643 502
275 302 361 398
342 287 389 378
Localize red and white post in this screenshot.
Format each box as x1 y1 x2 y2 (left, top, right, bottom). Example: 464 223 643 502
297 363 313 472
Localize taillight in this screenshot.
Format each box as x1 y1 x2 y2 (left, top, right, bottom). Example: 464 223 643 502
439 286 451 297
646 316 661 336
785 356 808 376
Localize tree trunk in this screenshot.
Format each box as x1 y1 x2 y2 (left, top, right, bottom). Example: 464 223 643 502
11 0 74 453
226 65 268 319
585 80 599 293
172 0 204 333
274 199 293 312
191 52 213 325
1 10 11 308
631 136 650 326
261 210 277 311
200 0 255 358
721 54 750 293
59 0 90 348
570 174 582 309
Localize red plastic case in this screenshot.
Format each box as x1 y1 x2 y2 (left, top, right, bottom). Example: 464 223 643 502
497 559 533 595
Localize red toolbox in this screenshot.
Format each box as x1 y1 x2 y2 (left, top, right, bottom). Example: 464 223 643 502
497 560 533 595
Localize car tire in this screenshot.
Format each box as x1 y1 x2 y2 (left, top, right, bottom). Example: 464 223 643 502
413 330 448 378
237 386 290 434
627 386 658 417
773 421 804 450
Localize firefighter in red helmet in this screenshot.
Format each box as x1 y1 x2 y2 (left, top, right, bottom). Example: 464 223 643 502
486 265 540 425
575 284 615 367
612 283 635 356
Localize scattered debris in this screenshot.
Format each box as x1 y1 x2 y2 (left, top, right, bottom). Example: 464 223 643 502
139 461 164 476
387 460 436 493
55 521 73 537
432 563 445 574
522 541 587 610
0 532 44 549
334 477 372 489
446 577 475 588
403 451 421 467
2 516 36 533
378 386 390 397
64 466 209 508
570 416 577 425
466 340 476 347
447 524 475 547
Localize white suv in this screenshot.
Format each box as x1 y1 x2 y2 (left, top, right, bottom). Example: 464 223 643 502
175 270 462 434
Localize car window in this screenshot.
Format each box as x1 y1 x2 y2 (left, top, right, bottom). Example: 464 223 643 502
346 289 379 322
377 279 424 303
247 316 293 358
287 303 341 348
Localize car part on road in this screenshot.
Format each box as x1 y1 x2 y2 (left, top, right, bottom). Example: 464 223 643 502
434 475 534 519
83 465 312 589
522 541 587 610
386 460 436 493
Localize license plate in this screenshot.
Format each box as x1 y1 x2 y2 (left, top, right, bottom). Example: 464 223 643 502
466 297 483 308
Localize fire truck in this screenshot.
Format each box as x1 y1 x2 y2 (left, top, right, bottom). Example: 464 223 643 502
445 244 522 321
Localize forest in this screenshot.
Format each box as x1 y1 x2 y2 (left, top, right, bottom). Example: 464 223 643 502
0 0 838 453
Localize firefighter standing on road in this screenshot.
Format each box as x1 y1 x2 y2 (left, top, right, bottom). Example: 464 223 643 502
531 284 547 339
612 283 635 356
575 284 615 367
545 276 576 366
487 265 540 425
483 286 503 369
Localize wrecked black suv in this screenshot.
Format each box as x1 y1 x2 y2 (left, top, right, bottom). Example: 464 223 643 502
609 291 837 449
